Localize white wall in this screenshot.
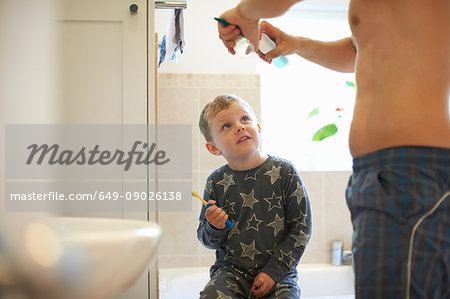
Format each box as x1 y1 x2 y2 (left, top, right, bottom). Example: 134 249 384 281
155 0 257 74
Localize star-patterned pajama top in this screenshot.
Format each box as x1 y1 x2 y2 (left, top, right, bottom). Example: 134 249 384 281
197 155 312 283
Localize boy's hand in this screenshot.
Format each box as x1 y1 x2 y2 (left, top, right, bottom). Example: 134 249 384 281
250 272 275 298
205 200 229 229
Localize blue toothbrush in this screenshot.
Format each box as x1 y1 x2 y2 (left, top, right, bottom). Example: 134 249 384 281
192 190 234 228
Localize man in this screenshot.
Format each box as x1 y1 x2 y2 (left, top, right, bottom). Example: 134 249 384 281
217 1 450 298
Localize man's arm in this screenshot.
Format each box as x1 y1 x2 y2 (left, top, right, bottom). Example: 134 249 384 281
294 37 356 73
237 0 301 20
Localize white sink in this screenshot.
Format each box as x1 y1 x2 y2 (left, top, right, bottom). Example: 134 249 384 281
0 216 162 299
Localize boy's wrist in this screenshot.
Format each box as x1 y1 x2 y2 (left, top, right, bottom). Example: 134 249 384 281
205 221 227 237
209 221 225 230
261 260 286 283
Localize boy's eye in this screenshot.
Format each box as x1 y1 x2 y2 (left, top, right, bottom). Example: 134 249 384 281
242 116 249 122
222 124 231 130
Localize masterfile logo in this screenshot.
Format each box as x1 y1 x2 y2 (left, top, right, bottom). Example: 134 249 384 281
4 124 193 213
26 141 170 171
6 124 191 180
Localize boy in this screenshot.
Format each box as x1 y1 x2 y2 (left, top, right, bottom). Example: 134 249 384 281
197 94 312 298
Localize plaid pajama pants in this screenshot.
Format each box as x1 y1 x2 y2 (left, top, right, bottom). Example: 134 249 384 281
346 146 449 299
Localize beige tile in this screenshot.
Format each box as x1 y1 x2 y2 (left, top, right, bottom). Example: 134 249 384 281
160 73 261 89
165 73 186 88
300 214 325 264
323 171 353 250
298 171 325 263
158 73 169 87
197 253 216 267
159 86 201 171
192 127 201 171
158 87 199 124
157 255 199 268
300 249 326 264
191 171 203 197
197 241 215 256
198 88 219 108
158 211 198 256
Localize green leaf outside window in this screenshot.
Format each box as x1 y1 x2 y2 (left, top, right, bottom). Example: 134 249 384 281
307 108 320 119
312 124 338 141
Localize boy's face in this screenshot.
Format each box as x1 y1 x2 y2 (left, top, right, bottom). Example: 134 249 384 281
206 101 262 164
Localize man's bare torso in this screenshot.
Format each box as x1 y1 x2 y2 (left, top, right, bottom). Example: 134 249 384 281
348 0 450 157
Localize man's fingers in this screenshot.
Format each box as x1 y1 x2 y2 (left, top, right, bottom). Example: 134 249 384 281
217 23 235 34
219 28 240 41
256 50 271 63
259 21 276 38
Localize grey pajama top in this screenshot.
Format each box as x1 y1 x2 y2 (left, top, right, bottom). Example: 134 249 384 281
197 155 312 283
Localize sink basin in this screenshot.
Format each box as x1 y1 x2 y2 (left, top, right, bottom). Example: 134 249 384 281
0 216 162 299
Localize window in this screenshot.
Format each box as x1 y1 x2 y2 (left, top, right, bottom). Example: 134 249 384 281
258 12 355 171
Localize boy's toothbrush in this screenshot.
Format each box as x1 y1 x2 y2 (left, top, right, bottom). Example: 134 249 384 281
192 190 209 206
192 191 234 228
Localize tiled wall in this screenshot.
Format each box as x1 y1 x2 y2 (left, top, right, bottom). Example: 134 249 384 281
156 73 353 269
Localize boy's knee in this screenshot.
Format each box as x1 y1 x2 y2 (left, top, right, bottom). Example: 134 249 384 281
263 283 300 299
200 286 236 299
199 288 215 299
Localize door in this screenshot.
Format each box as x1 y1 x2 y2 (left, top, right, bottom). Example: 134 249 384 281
0 0 157 297
55 1 155 298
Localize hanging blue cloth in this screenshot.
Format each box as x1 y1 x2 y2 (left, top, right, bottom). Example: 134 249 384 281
158 9 185 68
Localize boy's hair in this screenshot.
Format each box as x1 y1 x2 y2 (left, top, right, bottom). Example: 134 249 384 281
199 94 257 141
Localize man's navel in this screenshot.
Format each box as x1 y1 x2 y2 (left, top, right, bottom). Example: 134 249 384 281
350 14 360 26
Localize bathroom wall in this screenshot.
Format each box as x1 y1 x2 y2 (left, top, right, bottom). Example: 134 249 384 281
156 73 353 268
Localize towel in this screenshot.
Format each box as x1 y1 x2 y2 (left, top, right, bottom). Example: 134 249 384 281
158 9 185 67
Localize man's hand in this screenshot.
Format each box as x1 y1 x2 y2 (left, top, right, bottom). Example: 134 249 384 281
257 21 298 63
218 7 260 53
250 272 276 298
205 200 229 229
217 20 241 55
